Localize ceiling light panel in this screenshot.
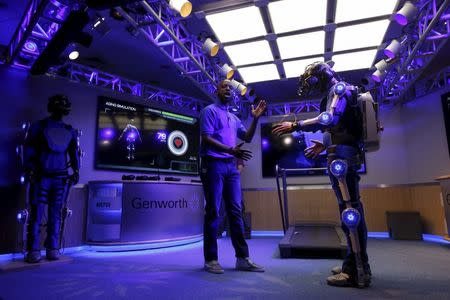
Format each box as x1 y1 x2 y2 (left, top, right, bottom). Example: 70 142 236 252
332 49 378 72
268 0 327 34
333 19 390 52
283 57 324 78
335 0 397 23
277 31 325 60
205 6 266 43
224 40 273 66
238 63 280 83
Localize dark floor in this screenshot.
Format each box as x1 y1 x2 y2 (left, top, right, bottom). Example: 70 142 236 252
1 237 449 300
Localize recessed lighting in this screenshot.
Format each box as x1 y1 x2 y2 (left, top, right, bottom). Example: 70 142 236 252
277 31 325 60
238 64 280 83
333 20 390 52
268 0 327 34
283 57 324 78
332 49 378 72
205 6 266 43
224 40 273 66
335 0 397 23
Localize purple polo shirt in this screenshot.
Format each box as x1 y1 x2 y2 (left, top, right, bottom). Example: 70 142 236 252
200 103 247 158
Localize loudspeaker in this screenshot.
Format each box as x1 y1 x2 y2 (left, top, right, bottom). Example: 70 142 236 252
386 211 423 240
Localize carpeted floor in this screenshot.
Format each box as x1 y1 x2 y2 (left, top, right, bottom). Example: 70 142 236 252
1 237 449 300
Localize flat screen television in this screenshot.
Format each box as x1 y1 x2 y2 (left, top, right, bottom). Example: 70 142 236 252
261 122 366 177
95 96 199 175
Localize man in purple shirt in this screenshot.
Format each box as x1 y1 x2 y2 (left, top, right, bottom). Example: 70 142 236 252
200 80 266 274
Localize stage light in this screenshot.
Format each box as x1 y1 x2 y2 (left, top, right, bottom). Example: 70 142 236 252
342 208 360 228
261 138 269 150
68 47 79 60
202 38 219 57
219 63 234 79
283 136 293 146
229 79 247 96
384 39 401 59
169 0 192 18
20 175 25 184
24 41 38 53
330 159 348 178
238 63 279 83
394 1 418 26
16 209 29 224
374 59 389 72
371 69 386 83
91 15 111 36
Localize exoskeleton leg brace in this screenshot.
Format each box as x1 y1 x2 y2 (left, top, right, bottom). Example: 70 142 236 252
329 159 366 288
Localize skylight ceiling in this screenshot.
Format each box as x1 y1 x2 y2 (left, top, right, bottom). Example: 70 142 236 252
204 0 397 84
238 63 280 83
268 0 327 34
205 6 266 43
335 0 398 23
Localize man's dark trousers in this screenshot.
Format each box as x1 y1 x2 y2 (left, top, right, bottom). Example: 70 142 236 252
201 157 249 261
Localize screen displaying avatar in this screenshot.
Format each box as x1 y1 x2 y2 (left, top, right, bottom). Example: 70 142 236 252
95 97 199 175
260 122 366 177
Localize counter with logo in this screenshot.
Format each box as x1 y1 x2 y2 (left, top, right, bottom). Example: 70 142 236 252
87 181 204 247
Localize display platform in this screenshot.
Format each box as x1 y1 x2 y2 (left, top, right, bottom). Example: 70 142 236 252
87 181 204 250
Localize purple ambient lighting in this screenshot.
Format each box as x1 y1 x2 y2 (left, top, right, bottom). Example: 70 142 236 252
261 138 269 150
100 128 115 140
394 14 408 26
24 41 38 53
127 132 136 140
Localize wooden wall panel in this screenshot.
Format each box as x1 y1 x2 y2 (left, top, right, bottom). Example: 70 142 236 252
243 184 445 235
410 185 446 236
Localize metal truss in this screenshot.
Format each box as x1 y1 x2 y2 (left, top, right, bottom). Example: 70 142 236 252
116 0 222 102
264 100 321 116
378 0 450 104
3 0 72 69
411 66 450 98
48 62 210 112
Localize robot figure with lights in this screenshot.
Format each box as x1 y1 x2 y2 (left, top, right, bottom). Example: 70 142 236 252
23 94 81 263
118 121 142 161
273 61 381 288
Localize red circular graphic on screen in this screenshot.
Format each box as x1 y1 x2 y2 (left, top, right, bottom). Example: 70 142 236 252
168 130 188 156
174 137 183 148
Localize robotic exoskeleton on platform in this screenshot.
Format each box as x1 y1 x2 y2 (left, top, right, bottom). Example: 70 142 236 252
273 61 382 288
17 94 82 263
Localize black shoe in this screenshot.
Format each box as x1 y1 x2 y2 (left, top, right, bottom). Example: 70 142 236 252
327 272 371 288
204 260 224 274
235 257 265 272
46 249 60 261
25 251 41 263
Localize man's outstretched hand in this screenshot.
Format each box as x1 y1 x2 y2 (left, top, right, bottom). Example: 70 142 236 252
251 100 267 119
272 122 295 136
228 142 252 161
304 139 325 159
